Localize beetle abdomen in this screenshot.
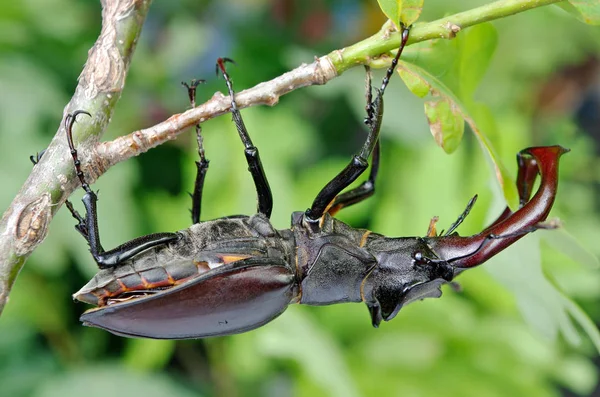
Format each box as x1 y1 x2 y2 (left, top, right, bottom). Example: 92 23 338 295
80 257 297 339
74 256 210 306
74 214 295 306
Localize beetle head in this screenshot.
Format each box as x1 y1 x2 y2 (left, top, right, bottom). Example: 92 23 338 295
362 145 568 328
362 237 453 327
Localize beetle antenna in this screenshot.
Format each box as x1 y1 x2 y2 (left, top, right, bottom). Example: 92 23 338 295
443 195 478 236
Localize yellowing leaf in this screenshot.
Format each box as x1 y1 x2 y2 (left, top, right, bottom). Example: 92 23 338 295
424 96 464 153
398 61 466 154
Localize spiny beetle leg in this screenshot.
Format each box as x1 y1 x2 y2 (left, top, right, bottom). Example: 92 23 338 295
216 58 273 218
326 67 381 217
306 26 410 223
364 65 374 125
64 111 180 269
442 194 478 236
182 79 209 224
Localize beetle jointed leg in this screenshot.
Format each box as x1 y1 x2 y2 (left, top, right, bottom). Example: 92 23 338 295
64 111 180 269
441 195 479 236
305 26 411 223
325 67 382 217
182 79 209 224
216 58 273 218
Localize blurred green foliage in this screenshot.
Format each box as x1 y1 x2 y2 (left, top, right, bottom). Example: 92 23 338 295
1 0 600 396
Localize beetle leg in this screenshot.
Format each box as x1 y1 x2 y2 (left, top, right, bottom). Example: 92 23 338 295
306 26 410 223
182 79 209 224
326 67 381 216
442 195 478 236
216 58 273 218
65 112 180 269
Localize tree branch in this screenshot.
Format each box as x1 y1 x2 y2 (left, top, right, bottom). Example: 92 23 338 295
0 0 562 315
0 0 151 315
98 0 562 165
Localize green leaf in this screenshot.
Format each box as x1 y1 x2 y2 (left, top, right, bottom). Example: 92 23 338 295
376 0 424 27
558 0 600 25
561 296 600 354
486 233 600 355
401 23 497 102
397 60 465 152
256 307 359 397
397 60 516 201
394 24 520 205
397 67 429 97
377 0 401 26
457 23 498 99
542 229 600 269
400 0 425 26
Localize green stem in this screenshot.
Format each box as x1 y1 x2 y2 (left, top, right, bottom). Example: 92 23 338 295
329 0 563 73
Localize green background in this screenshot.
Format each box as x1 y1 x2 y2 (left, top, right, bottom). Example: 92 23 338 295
1 0 599 396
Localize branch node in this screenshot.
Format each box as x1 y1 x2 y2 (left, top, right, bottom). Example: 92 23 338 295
444 21 462 39
316 56 337 84
14 193 52 255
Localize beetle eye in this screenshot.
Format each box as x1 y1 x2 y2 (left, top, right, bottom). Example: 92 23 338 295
413 252 423 262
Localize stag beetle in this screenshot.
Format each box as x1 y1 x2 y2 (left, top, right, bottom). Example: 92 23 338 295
63 27 568 339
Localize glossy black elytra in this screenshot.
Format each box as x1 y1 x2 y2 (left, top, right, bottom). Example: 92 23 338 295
64 26 568 339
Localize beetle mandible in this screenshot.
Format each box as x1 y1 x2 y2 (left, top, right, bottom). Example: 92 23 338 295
64 26 568 339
